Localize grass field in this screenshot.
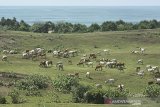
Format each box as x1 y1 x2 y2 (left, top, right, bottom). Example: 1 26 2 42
0 29 160 106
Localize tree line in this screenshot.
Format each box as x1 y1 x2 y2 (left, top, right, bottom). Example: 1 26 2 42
0 17 160 33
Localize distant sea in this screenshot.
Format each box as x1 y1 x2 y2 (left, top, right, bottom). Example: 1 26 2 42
0 6 160 25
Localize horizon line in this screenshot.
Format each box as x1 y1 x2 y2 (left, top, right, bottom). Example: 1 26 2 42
0 5 160 6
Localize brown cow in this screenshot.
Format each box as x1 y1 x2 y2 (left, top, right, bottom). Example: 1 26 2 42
77 62 84 67
89 53 97 59
95 65 103 71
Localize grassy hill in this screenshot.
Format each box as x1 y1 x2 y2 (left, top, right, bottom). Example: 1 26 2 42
0 29 160 106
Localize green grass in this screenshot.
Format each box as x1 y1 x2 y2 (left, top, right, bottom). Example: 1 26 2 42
1 102 160 107
0 29 160 106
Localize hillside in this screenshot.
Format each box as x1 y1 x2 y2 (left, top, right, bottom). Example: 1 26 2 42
0 29 160 106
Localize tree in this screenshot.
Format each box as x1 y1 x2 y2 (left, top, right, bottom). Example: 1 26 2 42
0 17 6 26
138 20 150 29
88 23 101 32
73 24 88 33
101 21 117 31
117 24 125 31
18 20 30 31
116 20 125 25
55 22 73 33
30 23 45 33
149 20 159 29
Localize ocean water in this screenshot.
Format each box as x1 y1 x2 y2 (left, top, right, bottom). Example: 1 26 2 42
0 6 160 25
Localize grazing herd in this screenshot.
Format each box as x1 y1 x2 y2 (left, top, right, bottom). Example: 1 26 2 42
1 46 160 90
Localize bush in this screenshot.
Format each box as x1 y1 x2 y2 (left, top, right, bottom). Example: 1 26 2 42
53 75 79 93
5 96 12 104
144 84 160 98
0 95 6 104
104 89 129 100
9 89 26 104
83 88 129 104
84 89 106 104
16 74 51 90
0 80 4 86
25 90 42 96
71 84 91 103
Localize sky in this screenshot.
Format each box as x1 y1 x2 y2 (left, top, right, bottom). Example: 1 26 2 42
0 0 160 6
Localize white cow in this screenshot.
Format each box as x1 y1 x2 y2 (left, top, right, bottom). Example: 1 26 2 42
105 78 115 84
22 53 29 59
2 55 7 61
147 66 159 73
86 72 90 78
2 50 9 54
99 61 106 66
9 50 17 54
111 59 117 63
131 50 139 54
103 49 110 55
137 70 144 78
86 62 93 67
147 68 154 73
146 65 152 69
155 78 160 84
137 59 143 65
95 84 102 88
140 48 145 54
152 66 159 73
52 50 59 57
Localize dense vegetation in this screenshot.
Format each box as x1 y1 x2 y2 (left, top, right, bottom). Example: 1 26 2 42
0 17 160 33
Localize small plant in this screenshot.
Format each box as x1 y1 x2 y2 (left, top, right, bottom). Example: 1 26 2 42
144 84 160 98
9 89 26 104
71 84 91 103
104 89 129 100
0 80 4 86
84 89 106 104
25 90 42 96
8 72 17 78
16 74 51 90
0 95 6 104
53 75 79 93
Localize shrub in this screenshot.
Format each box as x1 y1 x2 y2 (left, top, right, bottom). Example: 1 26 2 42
8 72 17 78
16 74 51 90
144 84 160 98
0 95 6 104
5 96 12 104
25 90 42 96
104 89 129 99
9 89 26 104
71 84 91 103
84 89 106 104
0 80 4 86
83 88 129 104
53 75 79 93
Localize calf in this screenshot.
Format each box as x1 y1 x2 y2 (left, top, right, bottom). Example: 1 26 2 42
95 65 103 71
77 62 84 67
57 63 63 71
86 72 90 78
136 67 141 72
